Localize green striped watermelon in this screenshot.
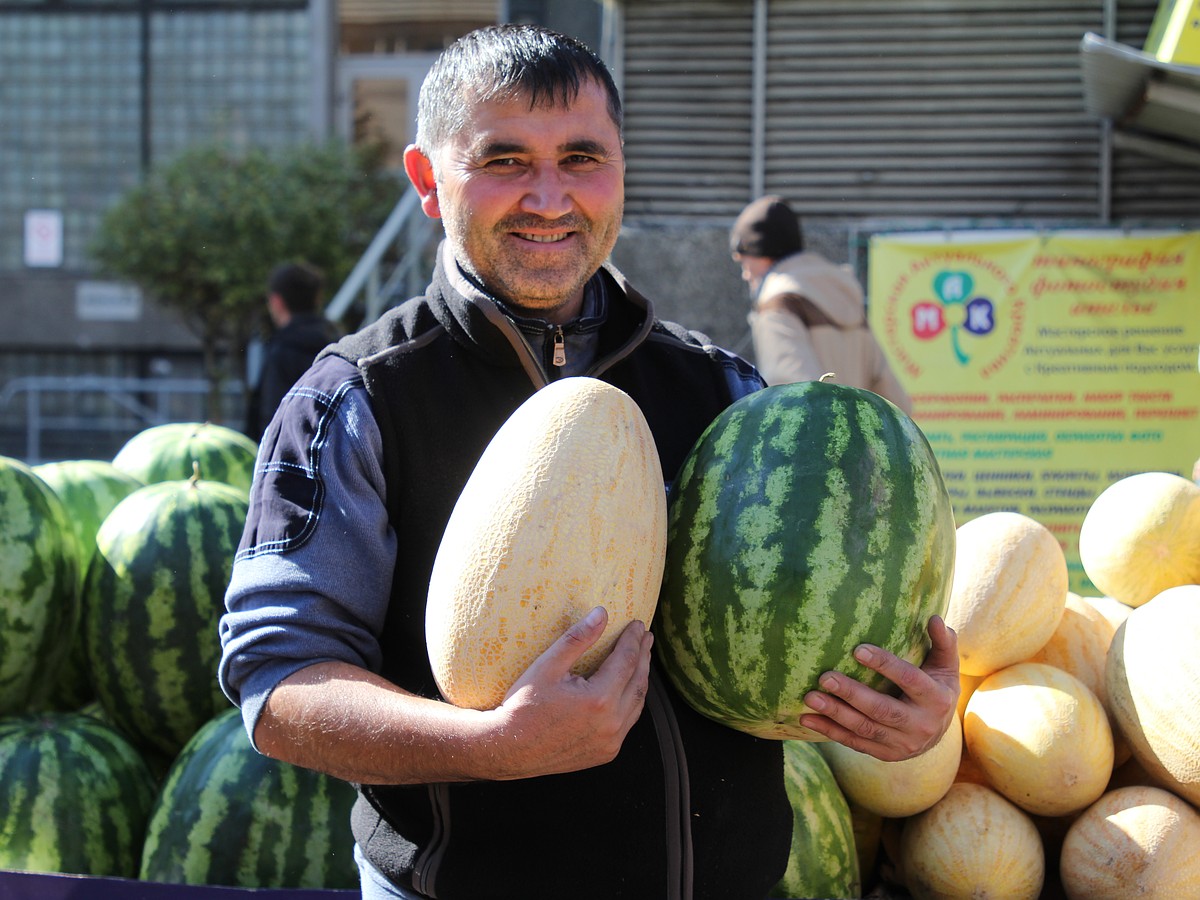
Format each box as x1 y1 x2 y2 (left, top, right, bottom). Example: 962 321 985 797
0 711 158 876
0 456 81 716
83 473 248 764
112 421 258 495
140 707 358 889
656 380 955 740
32 459 145 710
770 740 860 899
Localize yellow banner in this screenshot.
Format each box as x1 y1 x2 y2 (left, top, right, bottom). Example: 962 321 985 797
868 230 1200 594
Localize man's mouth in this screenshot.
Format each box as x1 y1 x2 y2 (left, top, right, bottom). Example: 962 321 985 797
517 232 570 243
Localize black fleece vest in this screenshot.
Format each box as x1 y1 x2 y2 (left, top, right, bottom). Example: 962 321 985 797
327 264 790 900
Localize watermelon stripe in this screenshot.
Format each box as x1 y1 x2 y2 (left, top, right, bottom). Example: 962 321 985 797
0 713 156 877
0 458 78 714
771 740 859 899
657 382 955 740
141 709 358 888
112 422 258 495
85 479 245 761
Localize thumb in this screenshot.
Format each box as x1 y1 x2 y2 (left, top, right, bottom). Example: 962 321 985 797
546 605 608 672
503 607 609 703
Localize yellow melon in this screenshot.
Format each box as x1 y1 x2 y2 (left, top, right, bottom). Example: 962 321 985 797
1078 471 1200 607
964 661 1113 817
899 782 1044 900
1078 593 1133 633
1025 592 1131 766
819 713 962 818
945 511 1068 677
953 749 989 788
425 377 666 710
1104 584 1200 806
1060 785 1200 899
955 669 983 725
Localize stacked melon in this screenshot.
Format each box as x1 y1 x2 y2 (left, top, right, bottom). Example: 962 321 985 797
0 422 358 889
851 472 1200 900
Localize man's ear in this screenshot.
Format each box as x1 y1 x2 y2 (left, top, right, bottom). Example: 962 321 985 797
403 145 441 219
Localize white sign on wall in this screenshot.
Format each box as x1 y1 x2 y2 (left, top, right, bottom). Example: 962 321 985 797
24 209 63 268
76 281 143 321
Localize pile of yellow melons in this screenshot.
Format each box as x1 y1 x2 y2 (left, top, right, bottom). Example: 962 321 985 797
817 471 1200 900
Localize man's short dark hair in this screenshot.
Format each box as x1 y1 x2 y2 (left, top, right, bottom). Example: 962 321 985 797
268 262 324 314
415 24 623 160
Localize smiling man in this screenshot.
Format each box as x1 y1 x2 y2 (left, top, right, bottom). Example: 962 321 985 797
217 24 959 900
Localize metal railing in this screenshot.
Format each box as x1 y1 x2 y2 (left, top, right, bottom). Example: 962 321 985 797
3 190 434 466
324 186 440 325
0 375 245 464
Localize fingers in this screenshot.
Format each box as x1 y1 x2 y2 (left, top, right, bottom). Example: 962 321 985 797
542 605 610 675
923 615 960 676
613 626 653 727
799 616 960 761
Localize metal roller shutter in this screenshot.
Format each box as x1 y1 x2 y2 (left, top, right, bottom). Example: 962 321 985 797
620 0 1200 224
763 1 1110 219
621 1 756 217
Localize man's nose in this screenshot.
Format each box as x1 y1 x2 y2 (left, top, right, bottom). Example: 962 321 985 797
520 164 573 218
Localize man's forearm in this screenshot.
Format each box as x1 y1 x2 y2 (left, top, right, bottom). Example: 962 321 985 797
254 660 498 785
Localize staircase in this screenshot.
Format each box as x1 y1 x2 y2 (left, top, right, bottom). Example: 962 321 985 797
324 185 442 327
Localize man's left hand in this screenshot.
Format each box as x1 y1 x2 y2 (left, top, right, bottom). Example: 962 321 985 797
799 615 960 762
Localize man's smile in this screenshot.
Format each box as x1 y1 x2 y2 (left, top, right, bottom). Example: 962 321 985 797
517 232 571 243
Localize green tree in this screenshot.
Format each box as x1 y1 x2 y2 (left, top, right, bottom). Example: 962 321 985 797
90 142 402 420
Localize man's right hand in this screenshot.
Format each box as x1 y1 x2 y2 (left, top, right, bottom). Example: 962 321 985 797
254 606 653 786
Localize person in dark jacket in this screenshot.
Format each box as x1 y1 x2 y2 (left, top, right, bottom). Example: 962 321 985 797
244 261 340 441
217 24 960 900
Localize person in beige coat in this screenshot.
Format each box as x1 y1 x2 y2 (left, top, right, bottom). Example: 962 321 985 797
730 195 914 414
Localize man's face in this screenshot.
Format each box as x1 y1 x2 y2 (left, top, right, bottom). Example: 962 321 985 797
424 78 625 324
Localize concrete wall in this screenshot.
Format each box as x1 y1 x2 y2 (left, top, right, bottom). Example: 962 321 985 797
611 222 755 363
611 219 858 371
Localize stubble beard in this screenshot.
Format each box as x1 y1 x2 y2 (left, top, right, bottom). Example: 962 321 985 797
446 206 623 318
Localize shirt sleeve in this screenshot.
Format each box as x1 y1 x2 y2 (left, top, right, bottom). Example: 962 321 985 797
217 354 397 748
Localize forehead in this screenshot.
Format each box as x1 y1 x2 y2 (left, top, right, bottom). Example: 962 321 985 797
454 78 621 153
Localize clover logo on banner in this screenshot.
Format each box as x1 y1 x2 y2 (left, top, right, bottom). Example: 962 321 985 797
911 271 997 365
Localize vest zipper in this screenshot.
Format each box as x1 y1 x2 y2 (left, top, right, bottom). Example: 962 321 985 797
552 326 567 368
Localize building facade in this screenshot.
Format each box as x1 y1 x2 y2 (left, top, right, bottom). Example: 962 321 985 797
2 0 1196 460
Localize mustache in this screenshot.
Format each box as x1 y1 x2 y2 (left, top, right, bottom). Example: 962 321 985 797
499 215 589 233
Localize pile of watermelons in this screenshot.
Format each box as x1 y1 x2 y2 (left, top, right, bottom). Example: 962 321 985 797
0 422 358 889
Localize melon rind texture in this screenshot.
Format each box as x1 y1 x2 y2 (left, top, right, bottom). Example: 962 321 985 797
426 377 666 710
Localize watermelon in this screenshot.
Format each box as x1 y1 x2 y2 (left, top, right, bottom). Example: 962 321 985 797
0 456 81 716
32 459 145 710
112 421 258 495
0 711 158 877
770 740 860 899
140 707 358 889
655 380 956 740
83 473 248 763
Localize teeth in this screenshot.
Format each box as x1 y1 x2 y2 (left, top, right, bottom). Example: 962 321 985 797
519 233 568 243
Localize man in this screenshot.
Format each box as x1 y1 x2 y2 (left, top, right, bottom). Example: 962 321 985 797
219 25 958 900
244 261 340 441
730 195 914 413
